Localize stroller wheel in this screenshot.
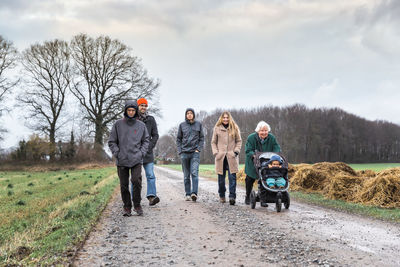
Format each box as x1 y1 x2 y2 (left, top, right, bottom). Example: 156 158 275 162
284 193 290 209
276 197 282 212
250 191 256 209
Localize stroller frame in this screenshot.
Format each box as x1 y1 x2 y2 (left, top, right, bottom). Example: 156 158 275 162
249 152 290 212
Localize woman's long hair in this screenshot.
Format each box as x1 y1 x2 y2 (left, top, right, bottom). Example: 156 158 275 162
215 111 240 138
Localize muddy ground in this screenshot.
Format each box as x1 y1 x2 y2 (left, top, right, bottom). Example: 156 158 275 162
74 167 400 266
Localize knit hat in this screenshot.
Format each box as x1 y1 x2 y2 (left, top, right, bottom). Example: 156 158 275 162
267 154 283 164
137 98 148 106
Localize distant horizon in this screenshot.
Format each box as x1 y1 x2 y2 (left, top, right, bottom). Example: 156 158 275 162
1 101 399 150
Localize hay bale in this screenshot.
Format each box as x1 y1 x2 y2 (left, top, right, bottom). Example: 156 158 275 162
237 168 246 183
357 169 376 178
312 162 357 176
288 163 310 177
290 166 327 192
324 174 365 201
355 168 400 208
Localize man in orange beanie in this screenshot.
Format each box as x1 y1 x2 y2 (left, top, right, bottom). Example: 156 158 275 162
133 97 160 206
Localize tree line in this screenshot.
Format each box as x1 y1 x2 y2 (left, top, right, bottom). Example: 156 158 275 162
0 34 159 162
155 104 400 164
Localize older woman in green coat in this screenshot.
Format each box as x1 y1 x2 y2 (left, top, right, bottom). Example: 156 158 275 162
244 121 281 205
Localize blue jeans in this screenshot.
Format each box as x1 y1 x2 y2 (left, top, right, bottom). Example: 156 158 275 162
181 152 200 196
218 157 237 199
131 162 157 200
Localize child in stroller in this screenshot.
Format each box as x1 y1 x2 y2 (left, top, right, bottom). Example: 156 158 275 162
263 155 287 189
250 152 290 212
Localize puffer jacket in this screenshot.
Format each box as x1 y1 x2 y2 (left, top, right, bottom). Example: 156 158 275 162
108 100 150 167
176 108 205 154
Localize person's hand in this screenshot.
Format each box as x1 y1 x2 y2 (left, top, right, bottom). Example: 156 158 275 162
195 150 199 153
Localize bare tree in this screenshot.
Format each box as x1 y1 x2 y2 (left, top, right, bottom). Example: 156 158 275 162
18 39 71 160
70 34 160 150
0 35 19 142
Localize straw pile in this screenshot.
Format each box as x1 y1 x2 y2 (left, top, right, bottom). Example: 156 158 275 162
237 161 400 208
324 174 365 201
290 166 328 192
355 168 400 208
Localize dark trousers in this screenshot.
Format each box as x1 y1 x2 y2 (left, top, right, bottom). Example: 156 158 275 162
117 164 142 209
245 175 267 203
218 157 237 199
245 175 256 198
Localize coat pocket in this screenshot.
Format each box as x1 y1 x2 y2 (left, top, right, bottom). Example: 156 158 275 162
215 152 225 161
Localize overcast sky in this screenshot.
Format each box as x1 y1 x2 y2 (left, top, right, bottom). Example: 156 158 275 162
1 0 400 149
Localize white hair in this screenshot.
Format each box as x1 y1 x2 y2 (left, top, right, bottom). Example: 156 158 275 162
255 121 271 132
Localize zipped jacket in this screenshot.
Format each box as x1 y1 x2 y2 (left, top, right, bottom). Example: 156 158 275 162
176 108 205 154
108 100 150 167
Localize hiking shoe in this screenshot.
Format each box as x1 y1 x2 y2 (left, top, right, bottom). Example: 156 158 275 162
148 196 160 206
229 198 235 205
149 196 160 206
185 195 191 201
134 206 143 216
123 207 132 217
245 196 250 205
191 193 197 202
219 197 226 203
261 202 269 207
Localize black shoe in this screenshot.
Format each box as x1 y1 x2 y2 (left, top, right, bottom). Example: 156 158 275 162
261 202 268 207
149 196 160 206
123 207 132 217
229 198 235 205
191 193 197 202
134 206 143 216
245 196 250 205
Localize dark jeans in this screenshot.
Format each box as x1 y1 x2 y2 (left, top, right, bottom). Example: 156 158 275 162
117 164 142 209
181 152 200 196
218 157 237 199
245 175 267 203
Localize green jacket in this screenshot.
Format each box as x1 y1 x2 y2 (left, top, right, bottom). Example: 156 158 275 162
245 132 281 179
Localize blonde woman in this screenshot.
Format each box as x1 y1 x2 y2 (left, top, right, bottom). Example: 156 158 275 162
211 111 242 205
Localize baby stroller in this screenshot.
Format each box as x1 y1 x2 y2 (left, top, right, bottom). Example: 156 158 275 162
249 152 290 212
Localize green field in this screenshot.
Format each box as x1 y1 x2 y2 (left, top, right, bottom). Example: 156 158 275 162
0 167 118 265
348 163 400 171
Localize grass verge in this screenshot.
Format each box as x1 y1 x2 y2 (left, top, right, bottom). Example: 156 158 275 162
0 167 118 266
159 164 400 223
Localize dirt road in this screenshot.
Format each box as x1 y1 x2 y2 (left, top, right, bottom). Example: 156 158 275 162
74 167 400 266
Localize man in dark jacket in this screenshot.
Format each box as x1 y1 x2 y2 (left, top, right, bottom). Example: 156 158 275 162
176 108 205 201
108 100 149 216
134 97 160 206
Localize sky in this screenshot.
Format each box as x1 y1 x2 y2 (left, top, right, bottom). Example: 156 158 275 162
1 0 400 149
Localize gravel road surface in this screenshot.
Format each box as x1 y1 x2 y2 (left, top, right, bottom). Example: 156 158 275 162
74 166 400 266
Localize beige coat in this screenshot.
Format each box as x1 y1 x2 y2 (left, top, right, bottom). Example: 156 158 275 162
211 125 242 174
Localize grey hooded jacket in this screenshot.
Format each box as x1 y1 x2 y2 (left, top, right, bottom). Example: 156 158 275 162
108 100 150 167
176 108 205 154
